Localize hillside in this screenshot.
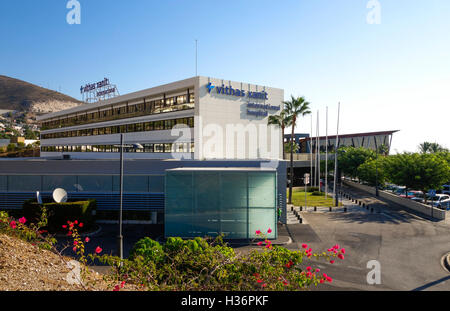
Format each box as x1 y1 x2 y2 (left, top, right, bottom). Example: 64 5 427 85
0 75 82 114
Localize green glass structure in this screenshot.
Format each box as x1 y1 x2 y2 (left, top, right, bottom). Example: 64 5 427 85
165 168 277 239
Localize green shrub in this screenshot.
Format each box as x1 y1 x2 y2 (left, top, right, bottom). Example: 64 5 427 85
22 199 96 233
311 191 325 196
307 187 320 193
95 235 342 291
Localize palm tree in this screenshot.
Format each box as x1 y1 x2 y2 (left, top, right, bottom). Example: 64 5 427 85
419 142 448 154
284 96 312 204
268 110 292 160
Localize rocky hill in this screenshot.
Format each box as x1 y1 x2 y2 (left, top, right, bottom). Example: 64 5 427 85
0 75 82 114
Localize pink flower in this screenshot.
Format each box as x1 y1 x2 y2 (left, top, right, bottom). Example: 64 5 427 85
73 241 78 245
257 241 263 246
315 269 321 272
62 225 67 229
306 266 312 272
79 223 84 228
95 246 102 254
341 248 346 254
113 285 120 291
257 279 263 283
338 254 345 260
19 217 27 224
334 244 340 249
74 220 78 225
9 221 17 229
326 276 333 282
267 228 272 234
330 260 335 264
121 281 126 288
255 230 261 235
85 237 90 243
73 247 77 252
302 244 308 249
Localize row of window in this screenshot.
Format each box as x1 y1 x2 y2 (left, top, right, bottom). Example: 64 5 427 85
41 142 195 153
41 117 194 140
41 90 195 131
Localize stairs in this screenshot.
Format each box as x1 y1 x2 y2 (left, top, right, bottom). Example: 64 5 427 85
286 204 302 224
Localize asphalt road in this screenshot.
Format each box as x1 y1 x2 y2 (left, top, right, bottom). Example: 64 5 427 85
282 187 450 291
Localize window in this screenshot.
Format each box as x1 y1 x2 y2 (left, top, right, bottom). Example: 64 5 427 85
145 122 153 131
154 144 164 153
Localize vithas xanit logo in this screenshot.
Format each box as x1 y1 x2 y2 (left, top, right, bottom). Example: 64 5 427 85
206 83 268 100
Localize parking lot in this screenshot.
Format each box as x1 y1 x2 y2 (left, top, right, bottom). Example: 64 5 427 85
283 190 450 291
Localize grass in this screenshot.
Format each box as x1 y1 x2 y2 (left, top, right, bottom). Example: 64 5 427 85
289 189 343 207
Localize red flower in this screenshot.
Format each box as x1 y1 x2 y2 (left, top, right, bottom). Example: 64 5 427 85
282 280 289 286
74 220 78 225
113 285 120 291
338 254 345 260
85 237 90 243
255 230 261 235
79 223 84 228
10 221 17 229
262 284 267 288
341 248 346 254
67 231 72 236
306 266 312 272
330 260 335 264
257 279 263 283
62 225 67 229
74 241 78 245
302 244 308 249
95 246 103 254
73 247 77 252
257 241 263 246
19 217 27 224
267 228 272 234
120 281 126 288
326 276 333 282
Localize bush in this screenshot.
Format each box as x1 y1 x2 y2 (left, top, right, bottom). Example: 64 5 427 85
307 187 320 193
311 191 325 196
95 234 344 291
22 199 96 233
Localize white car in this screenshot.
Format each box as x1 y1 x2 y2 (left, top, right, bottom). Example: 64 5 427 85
430 194 450 210
442 185 450 195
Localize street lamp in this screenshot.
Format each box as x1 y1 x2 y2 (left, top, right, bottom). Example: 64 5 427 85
115 134 143 261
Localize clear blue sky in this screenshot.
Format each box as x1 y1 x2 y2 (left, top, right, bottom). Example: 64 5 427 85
1 0 449 152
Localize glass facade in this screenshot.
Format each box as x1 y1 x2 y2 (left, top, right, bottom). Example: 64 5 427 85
41 90 195 131
41 142 194 154
165 170 277 239
0 175 164 193
41 117 194 140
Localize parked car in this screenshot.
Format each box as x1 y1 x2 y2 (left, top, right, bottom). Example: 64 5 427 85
400 191 423 199
429 194 450 210
442 185 450 195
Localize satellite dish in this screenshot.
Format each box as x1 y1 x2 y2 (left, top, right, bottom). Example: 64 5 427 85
36 191 43 205
53 188 68 203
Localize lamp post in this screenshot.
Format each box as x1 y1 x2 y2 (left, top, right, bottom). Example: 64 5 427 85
115 134 143 261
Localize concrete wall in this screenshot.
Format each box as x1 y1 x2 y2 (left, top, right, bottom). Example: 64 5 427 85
196 77 283 161
343 180 446 220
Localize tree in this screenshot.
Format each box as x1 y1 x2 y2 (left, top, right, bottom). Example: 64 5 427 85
419 142 448 154
384 153 450 202
338 147 376 179
7 144 16 152
268 110 292 160
284 96 311 204
357 158 387 187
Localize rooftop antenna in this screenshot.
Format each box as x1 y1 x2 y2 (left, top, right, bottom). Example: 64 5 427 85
195 39 198 76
